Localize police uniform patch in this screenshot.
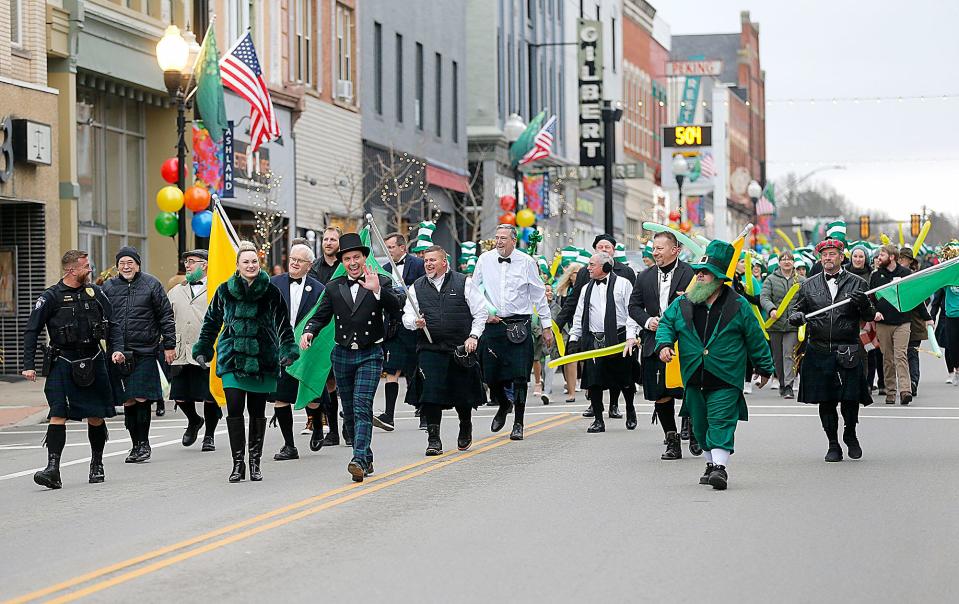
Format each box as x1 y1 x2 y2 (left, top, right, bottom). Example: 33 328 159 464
35 297 45 310
85 287 95 298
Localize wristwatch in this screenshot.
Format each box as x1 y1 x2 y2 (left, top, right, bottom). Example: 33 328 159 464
468 334 479 340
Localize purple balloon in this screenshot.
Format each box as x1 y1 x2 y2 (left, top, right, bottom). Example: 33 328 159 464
191 210 213 237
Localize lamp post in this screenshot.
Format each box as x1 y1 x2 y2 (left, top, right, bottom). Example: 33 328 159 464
747 179 762 249
156 25 200 270
672 154 689 224
601 100 624 235
504 112 527 211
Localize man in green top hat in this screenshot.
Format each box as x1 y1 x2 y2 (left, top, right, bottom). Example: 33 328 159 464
655 240 775 490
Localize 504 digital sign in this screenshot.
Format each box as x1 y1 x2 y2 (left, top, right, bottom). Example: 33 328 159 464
663 125 712 148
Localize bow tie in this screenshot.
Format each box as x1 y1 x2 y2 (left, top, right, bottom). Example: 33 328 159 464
825 272 840 281
498 257 511 264
290 277 302 285
596 278 608 285
348 278 363 287
395 259 405 266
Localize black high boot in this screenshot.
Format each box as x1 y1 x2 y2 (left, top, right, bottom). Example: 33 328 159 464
34 424 66 489
88 422 108 484
510 396 526 441
248 417 267 481
820 404 843 462
135 400 152 461
841 401 862 459
456 406 472 451
124 410 140 463
425 425 443 456
625 396 637 431
226 416 246 483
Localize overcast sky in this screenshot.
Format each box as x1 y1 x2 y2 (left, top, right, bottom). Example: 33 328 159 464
654 0 959 218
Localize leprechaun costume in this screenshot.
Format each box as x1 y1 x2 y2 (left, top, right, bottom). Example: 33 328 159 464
655 240 775 490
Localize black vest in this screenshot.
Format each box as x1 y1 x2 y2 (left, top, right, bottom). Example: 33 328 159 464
48 283 107 351
414 271 472 352
580 272 620 345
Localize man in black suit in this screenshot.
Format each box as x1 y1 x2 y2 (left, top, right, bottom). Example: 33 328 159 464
376 232 426 431
301 233 404 483
270 243 325 461
628 231 698 460
555 234 636 419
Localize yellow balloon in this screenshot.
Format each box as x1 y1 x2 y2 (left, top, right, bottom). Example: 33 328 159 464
156 185 184 213
516 208 536 228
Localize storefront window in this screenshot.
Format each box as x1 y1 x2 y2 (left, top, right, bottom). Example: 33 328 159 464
76 90 147 273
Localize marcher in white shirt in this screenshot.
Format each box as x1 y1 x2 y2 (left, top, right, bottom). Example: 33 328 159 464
472 225 555 441
569 253 641 433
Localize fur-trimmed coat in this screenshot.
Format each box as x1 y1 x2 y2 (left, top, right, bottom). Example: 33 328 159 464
193 270 299 379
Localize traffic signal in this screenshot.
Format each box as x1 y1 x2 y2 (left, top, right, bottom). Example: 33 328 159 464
910 214 921 238
859 215 870 240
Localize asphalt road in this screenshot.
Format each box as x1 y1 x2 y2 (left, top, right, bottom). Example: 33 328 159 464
1 352 957 603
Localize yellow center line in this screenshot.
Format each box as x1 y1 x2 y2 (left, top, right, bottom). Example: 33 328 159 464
5 413 574 604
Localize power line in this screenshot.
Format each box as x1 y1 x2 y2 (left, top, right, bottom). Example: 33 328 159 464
766 93 959 105
767 158 959 166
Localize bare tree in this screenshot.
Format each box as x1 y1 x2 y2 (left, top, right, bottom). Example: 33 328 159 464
249 171 289 257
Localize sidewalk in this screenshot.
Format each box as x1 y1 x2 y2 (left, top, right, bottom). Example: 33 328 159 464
0 376 49 428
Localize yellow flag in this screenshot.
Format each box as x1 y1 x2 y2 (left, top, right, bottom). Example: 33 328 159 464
207 201 240 406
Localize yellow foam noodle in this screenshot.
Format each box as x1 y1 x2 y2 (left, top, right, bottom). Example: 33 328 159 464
665 343 683 388
727 235 745 279
764 283 800 329
551 322 566 357
880 233 890 245
795 228 805 247
549 253 562 278
913 220 932 252
898 223 905 246
773 246 781 255
798 324 806 342
547 342 626 368
775 228 795 250
744 254 755 295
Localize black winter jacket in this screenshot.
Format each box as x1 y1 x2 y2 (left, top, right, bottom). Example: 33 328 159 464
102 271 176 355
793 270 874 350
869 264 913 325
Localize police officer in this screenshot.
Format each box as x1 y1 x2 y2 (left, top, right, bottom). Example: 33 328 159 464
22 250 127 489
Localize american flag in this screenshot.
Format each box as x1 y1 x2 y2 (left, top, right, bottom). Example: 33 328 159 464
519 115 558 165
219 33 280 152
756 188 776 215
700 152 717 178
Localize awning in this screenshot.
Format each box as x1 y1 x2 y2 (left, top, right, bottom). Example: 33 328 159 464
426 164 469 193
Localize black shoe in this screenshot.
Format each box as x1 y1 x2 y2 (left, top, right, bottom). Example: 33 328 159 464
348 459 365 482
227 416 246 483
844 430 863 459
625 415 637 430
182 418 204 447
89 455 105 484
425 425 443 456
782 386 795 399
274 445 299 461
309 423 324 452
457 423 472 451
680 417 691 440
825 443 843 462
34 453 62 489
707 465 728 490
135 442 152 462
418 416 427 431
491 408 508 433
582 407 595 418
541 394 550 405
689 433 703 457
700 463 715 485
878 387 886 396
608 404 623 419
900 392 912 406
201 436 216 452
156 400 166 417
365 463 374 477
321 432 340 447
661 432 682 460
125 444 141 463
373 413 395 432
509 422 524 441
586 419 605 433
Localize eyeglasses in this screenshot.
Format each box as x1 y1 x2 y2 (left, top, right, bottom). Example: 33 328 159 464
117 261 137 268
289 257 311 265
184 259 206 266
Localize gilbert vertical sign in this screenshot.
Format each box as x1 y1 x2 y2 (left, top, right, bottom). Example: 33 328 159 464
578 19 604 167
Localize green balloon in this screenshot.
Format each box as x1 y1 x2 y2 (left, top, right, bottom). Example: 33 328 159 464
155 212 179 237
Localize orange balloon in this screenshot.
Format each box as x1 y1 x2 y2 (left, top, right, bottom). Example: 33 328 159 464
499 212 516 225
184 186 212 213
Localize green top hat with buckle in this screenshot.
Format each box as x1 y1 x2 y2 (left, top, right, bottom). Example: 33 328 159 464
690 240 735 281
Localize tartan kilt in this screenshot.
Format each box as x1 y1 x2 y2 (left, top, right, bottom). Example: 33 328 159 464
480 319 534 385
579 330 637 391
110 353 163 404
268 367 300 404
382 327 418 374
45 353 117 420
798 344 872 406
642 355 684 402
169 364 213 402
417 349 486 409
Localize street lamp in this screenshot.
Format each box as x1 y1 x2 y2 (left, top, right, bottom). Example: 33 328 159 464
672 154 689 223
601 100 624 235
504 112 527 212
747 179 762 248
156 25 200 270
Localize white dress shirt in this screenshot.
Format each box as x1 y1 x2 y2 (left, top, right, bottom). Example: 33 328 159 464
825 269 842 301
348 279 381 303
402 271 489 338
288 277 305 327
472 249 552 327
189 279 206 300
644 263 675 331
569 275 640 341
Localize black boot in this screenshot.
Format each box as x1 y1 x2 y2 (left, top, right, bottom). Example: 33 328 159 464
689 431 703 456
625 403 637 430
201 436 216 452
587 418 606 433
707 465 728 490
182 417 204 447
825 442 843 462
457 421 472 451
124 411 140 463
844 426 862 460
661 431 682 460
491 404 509 433
680 416 691 440
249 417 266 481
307 407 324 452
88 422 107 484
34 453 62 489
510 422 524 441
582 406 595 418
425 425 443 456
700 463 715 485
156 399 166 417
608 402 623 419
227 416 246 483
587 396 605 432
135 401 152 462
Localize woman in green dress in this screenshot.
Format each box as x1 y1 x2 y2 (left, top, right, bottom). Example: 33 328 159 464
194 242 299 483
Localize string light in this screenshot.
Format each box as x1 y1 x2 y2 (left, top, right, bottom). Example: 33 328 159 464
249 171 288 257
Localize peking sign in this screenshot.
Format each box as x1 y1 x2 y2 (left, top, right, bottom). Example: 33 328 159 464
578 19 603 167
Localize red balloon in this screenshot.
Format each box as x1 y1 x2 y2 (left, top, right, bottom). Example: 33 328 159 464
499 195 517 212
668 211 681 222
499 212 517 225
184 185 212 213
161 158 179 184
751 226 760 234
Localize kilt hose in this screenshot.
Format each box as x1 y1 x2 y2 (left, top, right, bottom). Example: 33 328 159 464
331 345 384 466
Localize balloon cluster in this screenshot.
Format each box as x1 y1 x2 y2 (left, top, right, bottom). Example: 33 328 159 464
154 157 215 238
497 195 537 229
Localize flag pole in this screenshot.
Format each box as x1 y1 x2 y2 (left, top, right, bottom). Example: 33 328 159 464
364 213 433 343
805 256 959 319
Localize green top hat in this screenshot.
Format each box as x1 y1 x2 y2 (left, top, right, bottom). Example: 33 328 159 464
824 220 847 243
690 240 735 281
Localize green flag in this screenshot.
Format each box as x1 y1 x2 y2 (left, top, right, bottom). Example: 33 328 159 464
874 257 959 312
285 227 393 409
194 28 228 143
509 110 546 167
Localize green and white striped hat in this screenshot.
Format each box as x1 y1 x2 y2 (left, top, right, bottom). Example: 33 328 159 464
824 220 847 244
464 255 477 274
576 248 593 266
614 243 627 263
535 254 550 276
643 240 655 259
460 241 478 258
767 255 780 272
560 245 580 267
411 221 436 253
